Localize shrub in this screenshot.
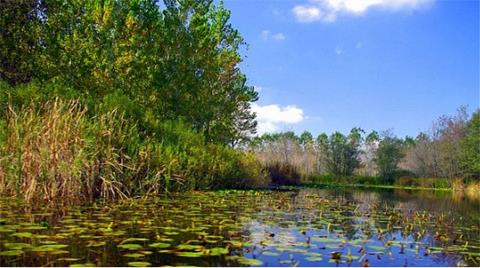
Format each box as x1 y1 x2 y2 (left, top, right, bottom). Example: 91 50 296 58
267 162 301 185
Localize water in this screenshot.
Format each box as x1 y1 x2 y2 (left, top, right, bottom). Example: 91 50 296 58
0 188 479 267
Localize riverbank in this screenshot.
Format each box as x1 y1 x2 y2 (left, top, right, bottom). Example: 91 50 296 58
299 182 452 191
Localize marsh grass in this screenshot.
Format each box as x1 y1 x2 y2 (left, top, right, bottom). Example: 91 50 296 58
0 100 89 203
0 99 269 204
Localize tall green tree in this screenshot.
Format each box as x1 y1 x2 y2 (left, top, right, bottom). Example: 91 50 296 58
375 132 404 183
460 111 480 179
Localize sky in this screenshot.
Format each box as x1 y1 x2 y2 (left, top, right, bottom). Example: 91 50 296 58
222 0 479 137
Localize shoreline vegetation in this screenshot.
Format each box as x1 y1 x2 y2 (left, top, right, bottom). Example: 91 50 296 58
0 0 479 205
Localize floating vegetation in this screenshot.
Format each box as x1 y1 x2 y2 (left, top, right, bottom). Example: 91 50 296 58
118 244 143 250
0 189 479 266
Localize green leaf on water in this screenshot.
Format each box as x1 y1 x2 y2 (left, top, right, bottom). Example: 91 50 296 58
237 257 263 266
57 258 81 261
149 242 170 249
4 242 31 249
11 232 33 238
306 256 323 262
22 225 47 230
177 244 203 250
120 238 149 244
31 244 68 252
118 244 143 250
124 253 145 258
86 241 106 247
69 263 95 267
207 247 229 256
128 261 152 267
0 250 23 256
175 251 205 257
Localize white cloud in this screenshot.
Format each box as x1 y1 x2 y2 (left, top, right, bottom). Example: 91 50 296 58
252 103 304 134
292 5 322 22
261 30 286 41
293 0 434 23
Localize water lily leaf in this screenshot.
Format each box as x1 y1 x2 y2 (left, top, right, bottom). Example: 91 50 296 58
86 241 106 247
118 244 143 250
124 253 145 258
0 250 23 256
0 227 15 233
40 240 58 244
57 258 81 261
121 238 149 244
128 261 151 267
207 247 229 256
306 256 323 262
237 257 263 266
177 244 204 250
158 249 176 254
175 251 205 257
69 263 95 267
49 250 69 255
11 232 33 238
149 242 171 249
4 242 32 249
22 225 47 230
31 244 68 252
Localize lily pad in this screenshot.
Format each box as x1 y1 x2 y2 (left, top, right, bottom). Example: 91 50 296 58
124 253 145 258
149 242 171 249
120 238 149 244
237 257 263 266
128 261 152 267
11 232 33 238
207 247 229 256
0 250 23 256
118 244 143 250
175 251 205 257
31 244 68 252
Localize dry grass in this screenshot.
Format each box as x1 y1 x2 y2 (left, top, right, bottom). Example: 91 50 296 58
0 99 132 204
0 100 88 203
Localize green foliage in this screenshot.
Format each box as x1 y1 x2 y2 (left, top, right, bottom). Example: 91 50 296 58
375 133 404 183
324 129 363 177
460 111 480 179
0 0 258 145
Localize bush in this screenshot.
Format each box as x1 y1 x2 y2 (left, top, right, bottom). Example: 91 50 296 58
395 177 451 189
267 162 301 185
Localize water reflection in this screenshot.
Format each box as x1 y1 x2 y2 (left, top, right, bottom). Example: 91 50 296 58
0 189 479 267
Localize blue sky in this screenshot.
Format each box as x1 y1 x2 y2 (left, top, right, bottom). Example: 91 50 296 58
223 0 479 137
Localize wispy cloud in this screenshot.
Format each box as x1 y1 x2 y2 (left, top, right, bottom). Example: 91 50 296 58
261 30 286 41
293 0 434 23
252 103 304 134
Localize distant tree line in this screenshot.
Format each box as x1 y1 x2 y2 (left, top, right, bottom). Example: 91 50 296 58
248 107 479 183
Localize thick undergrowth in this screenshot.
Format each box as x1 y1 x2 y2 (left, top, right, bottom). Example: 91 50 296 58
0 99 268 204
